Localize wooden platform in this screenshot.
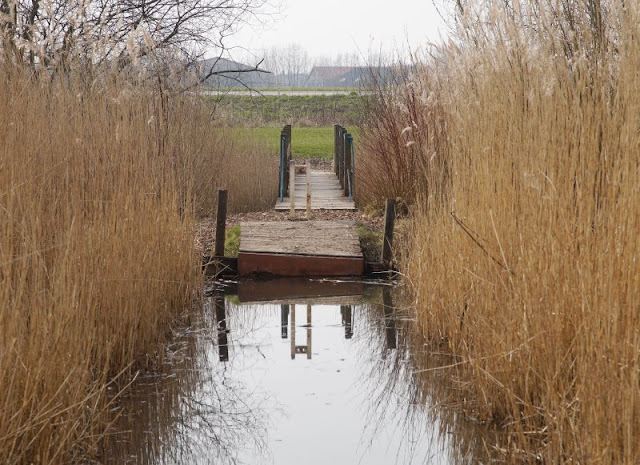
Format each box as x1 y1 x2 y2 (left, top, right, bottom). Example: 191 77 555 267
274 170 356 211
237 221 364 277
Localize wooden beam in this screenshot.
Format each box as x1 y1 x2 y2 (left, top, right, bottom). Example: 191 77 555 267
237 252 364 277
214 189 228 257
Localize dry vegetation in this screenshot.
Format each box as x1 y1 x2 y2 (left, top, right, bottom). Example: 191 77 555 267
0 66 275 463
190 125 277 216
359 0 640 462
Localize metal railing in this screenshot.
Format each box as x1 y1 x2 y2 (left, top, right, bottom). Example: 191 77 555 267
279 124 292 202
334 124 355 201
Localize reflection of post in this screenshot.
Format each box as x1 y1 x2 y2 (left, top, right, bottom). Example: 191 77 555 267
382 287 397 350
281 304 289 339
306 304 312 360
214 294 229 362
290 304 296 360
341 305 353 339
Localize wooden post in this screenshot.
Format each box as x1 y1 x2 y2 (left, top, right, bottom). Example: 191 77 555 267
214 190 228 257
306 160 311 219
289 159 296 218
382 198 396 271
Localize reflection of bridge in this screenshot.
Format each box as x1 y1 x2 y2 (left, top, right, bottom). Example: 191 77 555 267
279 304 355 360
212 282 397 363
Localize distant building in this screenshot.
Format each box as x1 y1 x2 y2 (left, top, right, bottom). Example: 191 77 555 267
197 59 394 89
198 57 273 88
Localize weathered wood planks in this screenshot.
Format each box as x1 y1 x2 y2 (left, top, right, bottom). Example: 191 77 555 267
237 220 364 277
239 221 362 257
274 169 355 211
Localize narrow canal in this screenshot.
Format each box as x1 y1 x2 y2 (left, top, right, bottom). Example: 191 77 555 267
104 280 490 464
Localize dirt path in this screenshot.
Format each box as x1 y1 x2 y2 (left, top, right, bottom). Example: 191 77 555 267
196 209 383 253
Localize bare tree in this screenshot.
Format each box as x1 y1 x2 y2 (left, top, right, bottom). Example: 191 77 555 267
0 0 276 80
261 42 310 87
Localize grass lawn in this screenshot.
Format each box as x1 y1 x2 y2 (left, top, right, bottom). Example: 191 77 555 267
210 93 363 127
237 126 361 159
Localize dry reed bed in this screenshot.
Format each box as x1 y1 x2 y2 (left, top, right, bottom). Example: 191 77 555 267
361 1 640 462
0 70 275 463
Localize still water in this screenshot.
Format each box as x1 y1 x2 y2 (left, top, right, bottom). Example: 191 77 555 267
105 281 486 464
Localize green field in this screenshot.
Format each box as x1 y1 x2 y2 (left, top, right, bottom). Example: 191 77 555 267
211 94 364 127
237 126 361 159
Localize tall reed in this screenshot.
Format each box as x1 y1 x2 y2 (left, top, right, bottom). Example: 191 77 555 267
0 66 275 463
363 0 640 461
357 63 449 210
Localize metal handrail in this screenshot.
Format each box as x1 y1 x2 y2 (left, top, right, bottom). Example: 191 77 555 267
348 135 355 201
279 134 286 201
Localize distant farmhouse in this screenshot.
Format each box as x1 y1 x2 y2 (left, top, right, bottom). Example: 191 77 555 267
198 58 391 89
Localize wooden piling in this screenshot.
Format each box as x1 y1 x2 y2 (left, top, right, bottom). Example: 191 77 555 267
214 189 228 258
382 198 396 270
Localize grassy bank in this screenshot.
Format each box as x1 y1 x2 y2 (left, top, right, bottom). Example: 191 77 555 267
211 93 363 127
359 2 640 463
0 70 275 463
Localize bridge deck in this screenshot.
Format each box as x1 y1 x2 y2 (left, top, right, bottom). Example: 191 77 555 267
237 221 364 277
274 170 355 211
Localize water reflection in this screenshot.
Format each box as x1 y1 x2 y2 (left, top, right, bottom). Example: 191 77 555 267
214 294 229 362
103 280 499 465
341 305 354 339
102 299 269 465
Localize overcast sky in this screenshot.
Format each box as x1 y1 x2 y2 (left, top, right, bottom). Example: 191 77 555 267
230 0 450 62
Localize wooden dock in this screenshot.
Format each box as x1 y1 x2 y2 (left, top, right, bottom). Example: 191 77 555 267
205 124 389 279
238 221 363 277
274 169 355 211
